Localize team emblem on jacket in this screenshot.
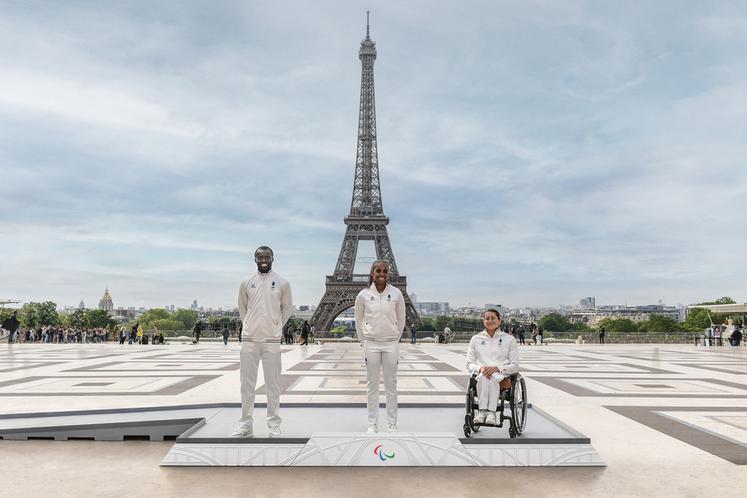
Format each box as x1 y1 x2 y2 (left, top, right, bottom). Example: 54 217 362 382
250 283 256 289
387 294 391 301
271 281 276 289
480 340 486 345
370 296 375 301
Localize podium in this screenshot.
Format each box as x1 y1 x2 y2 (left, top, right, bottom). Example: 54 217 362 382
160 403 604 467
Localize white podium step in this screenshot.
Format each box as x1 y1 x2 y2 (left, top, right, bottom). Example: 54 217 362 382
160 404 604 467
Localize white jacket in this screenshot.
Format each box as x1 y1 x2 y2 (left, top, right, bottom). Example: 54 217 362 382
466 330 519 376
238 270 293 343
354 283 406 343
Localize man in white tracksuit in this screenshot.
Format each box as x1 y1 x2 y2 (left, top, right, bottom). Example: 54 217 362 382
354 260 406 434
232 246 293 438
466 309 519 426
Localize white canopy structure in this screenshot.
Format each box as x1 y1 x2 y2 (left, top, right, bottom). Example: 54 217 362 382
688 303 747 314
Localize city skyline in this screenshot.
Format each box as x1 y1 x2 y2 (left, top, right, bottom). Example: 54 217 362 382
2 2 746 309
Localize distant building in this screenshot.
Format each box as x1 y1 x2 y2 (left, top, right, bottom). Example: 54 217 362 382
484 304 505 313
579 297 596 309
78 299 85 309
98 287 114 311
572 304 682 325
190 300 198 310
415 302 450 315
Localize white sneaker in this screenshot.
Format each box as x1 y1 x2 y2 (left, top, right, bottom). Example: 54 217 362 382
230 426 253 438
367 422 378 434
268 425 281 438
473 410 487 424
485 411 497 426
387 422 397 433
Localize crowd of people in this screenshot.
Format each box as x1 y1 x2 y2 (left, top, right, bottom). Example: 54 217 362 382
702 321 743 346
119 322 165 345
506 323 544 345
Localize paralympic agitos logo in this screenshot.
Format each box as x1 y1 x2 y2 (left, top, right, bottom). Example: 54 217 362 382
373 444 395 461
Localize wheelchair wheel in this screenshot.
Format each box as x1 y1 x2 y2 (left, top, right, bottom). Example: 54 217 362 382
465 385 480 435
463 415 472 438
510 374 527 436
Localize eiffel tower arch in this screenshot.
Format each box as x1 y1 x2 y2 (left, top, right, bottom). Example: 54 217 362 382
311 15 419 332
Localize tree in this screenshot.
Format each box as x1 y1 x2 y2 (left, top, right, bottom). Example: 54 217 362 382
638 315 681 332
0 308 17 325
596 318 638 333
68 308 89 328
19 301 59 328
152 319 183 331
433 315 451 332
172 309 198 330
86 309 116 329
539 313 575 332
696 297 736 305
683 308 711 332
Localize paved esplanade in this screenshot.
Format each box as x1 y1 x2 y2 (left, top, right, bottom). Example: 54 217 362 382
0 342 745 496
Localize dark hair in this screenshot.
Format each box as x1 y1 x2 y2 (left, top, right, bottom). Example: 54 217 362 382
485 308 501 319
254 246 274 258
368 259 389 285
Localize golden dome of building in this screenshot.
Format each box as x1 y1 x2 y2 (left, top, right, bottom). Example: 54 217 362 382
98 287 114 312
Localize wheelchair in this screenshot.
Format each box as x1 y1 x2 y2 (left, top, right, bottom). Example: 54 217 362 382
463 372 527 438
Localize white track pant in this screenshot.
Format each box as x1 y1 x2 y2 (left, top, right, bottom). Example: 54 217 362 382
364 342 400 424
238 342 281 429
477 372 504 411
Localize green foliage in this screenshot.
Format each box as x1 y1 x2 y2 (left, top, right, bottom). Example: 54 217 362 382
696 297 736 305
538 313 575 332
596 318 639 333
136 309 170 328
172 309 198 330
132 308 198 331
330 325 347 333
0 308 17 325
20 301 59 327
68 308 89 328
152 319 183 331
86 309 116 329
683 308 711 332
638 315 682 332
433 315 451 331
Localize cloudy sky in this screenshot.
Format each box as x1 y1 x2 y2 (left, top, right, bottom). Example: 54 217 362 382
1 1 745 309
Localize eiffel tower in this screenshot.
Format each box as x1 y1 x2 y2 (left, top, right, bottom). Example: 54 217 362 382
311 14 419 332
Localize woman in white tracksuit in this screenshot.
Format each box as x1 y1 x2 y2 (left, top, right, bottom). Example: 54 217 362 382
355 260 406 434
466 309 519 426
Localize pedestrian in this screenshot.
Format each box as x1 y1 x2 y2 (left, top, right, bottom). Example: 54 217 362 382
599 327 606 344
355 260 406 434
129 323 138 345
410 323 417 344
231 246 293 438
222 325 229 346
518 326 525 345
151 324 158 345
193 321 202 344
731 323 743 347
136 323 144 344
2 311 20 343
301 320 310 346
537 325 544 345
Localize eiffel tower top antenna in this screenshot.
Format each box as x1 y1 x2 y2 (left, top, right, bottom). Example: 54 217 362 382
366 11 370 38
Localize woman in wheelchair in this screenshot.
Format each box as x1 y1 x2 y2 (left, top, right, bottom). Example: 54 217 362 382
466 309 520 427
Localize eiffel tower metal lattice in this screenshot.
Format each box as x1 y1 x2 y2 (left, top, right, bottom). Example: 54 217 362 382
311 15 419 332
